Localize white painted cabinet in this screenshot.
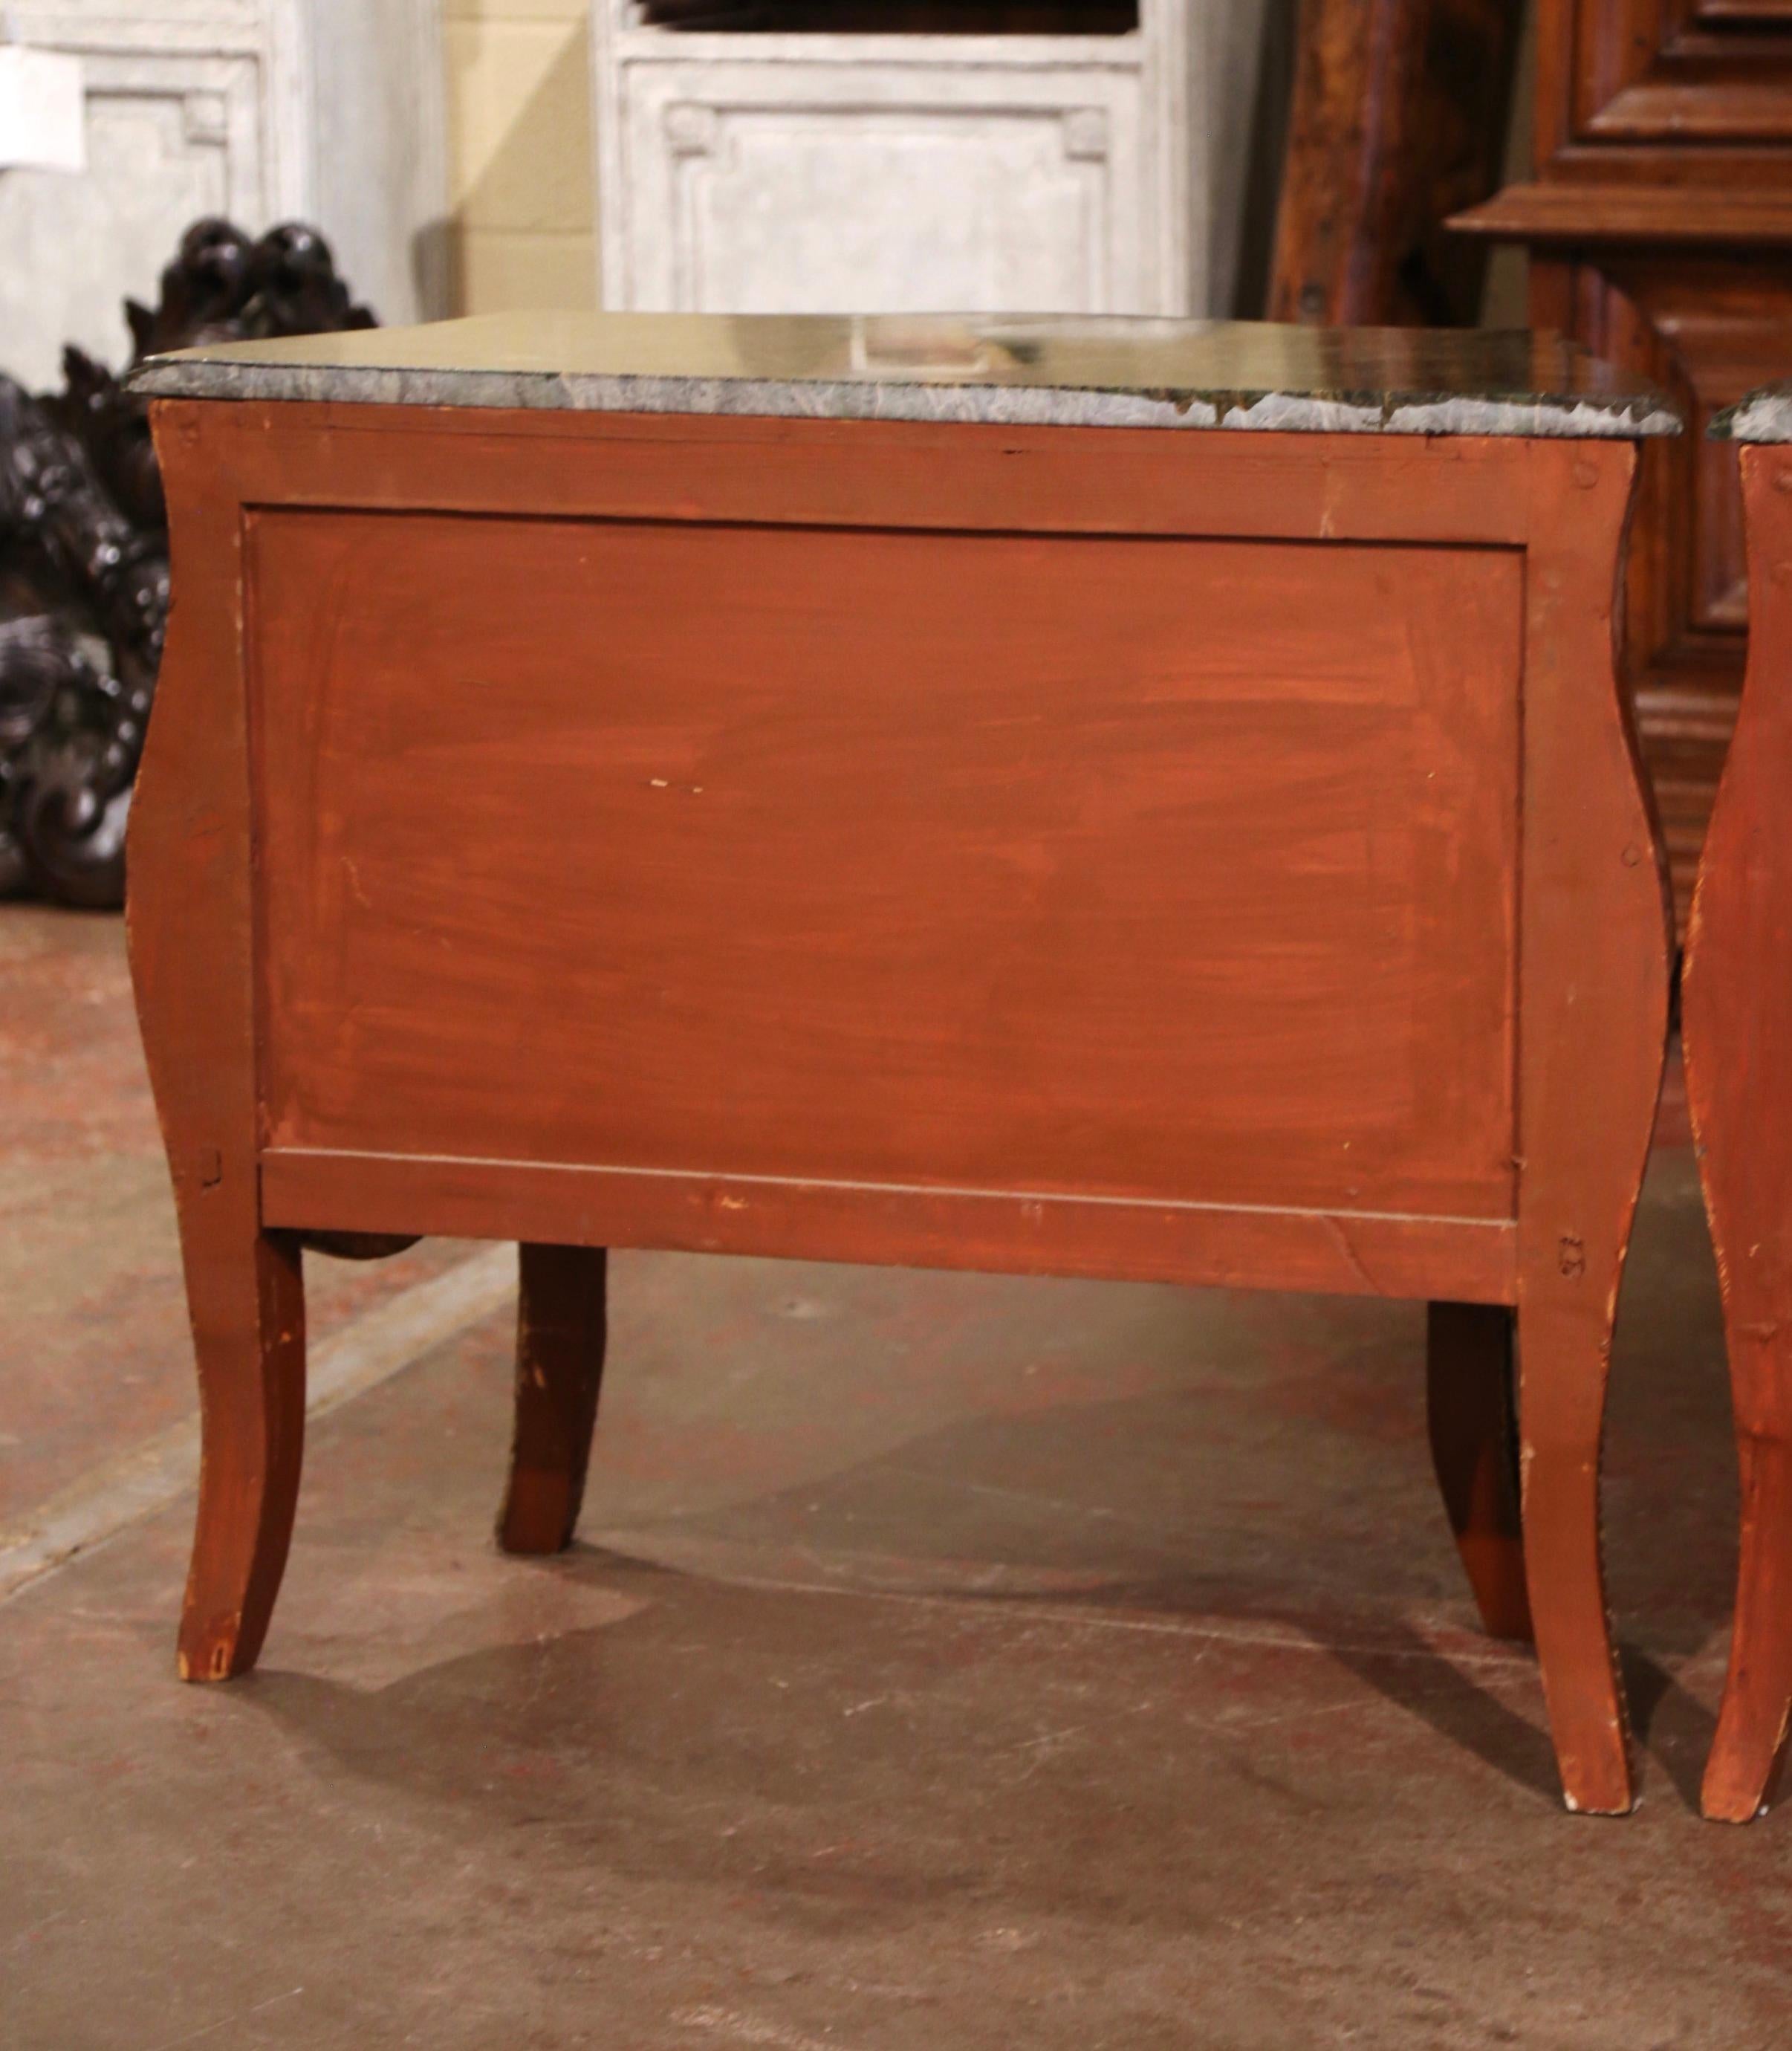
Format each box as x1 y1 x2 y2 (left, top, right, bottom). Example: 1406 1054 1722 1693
592 3 1267 320
0 2 447 389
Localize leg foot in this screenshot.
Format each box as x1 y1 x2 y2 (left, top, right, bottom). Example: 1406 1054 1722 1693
498 1244 608 1555
1426 1302 1533 1642
178 1230 307 1682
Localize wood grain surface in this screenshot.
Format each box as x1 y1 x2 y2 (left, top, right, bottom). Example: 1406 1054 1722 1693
1270 0 1522 326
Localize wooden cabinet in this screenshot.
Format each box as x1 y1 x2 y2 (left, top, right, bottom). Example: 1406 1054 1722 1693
129 313 1675 1809
591 1 1272 318
1456 1 1792 927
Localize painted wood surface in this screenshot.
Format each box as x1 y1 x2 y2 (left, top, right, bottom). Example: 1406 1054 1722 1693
1511 440 1674 1814
250 515 1521 1225
125 407 309 1684
129 398 1670 1815
1685 441 1792 1824
260 1150 1518 1307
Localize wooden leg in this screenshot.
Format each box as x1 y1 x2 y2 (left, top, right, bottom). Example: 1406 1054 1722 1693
1684 444 1792 1824
176 1226 307 1682
1515 443 1673 1815
122 412 326 1682
497 1244 608 1555
1426 1303 1533 1642
1516 1292 1632 1814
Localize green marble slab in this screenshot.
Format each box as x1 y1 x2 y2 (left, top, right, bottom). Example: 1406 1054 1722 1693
129 311 1681 440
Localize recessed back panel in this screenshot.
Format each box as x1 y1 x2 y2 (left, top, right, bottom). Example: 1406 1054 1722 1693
253 511 1519 1219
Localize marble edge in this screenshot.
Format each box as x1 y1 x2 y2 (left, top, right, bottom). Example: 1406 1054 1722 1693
126 358 1684 440
1710 387 1792 444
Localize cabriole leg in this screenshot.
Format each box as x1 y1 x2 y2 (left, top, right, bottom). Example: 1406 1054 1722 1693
175 1223 306 1682
1426 1302 1533 1642
1516 439 1673 1814
497 1244 609 1555
1686 441 1792 1824
1517 1292 1632 1814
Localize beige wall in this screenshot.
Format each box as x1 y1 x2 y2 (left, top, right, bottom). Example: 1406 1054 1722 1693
443 0 597 314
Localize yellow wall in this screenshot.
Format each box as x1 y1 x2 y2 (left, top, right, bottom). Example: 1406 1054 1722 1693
443 0 597 314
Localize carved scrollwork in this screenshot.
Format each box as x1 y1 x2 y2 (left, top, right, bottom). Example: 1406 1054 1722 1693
1 218 374 909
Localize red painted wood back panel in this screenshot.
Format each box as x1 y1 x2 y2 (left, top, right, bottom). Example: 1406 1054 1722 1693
251 509 1521 1221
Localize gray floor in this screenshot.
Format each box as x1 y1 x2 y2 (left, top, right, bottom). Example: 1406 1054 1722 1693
3 910 1788 2049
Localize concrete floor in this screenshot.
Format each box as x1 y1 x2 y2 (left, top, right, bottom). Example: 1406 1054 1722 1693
2 904 1788 2049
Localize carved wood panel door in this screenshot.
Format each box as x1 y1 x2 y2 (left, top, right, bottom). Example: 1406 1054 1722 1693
1457 0 1792 924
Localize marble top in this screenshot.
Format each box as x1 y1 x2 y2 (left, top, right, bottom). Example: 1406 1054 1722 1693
127 312 1681 440
1712 383 1792 443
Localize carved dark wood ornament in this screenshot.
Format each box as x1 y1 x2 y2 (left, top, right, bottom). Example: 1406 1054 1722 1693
0 220 374 909
1452 0 1792 927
